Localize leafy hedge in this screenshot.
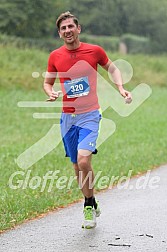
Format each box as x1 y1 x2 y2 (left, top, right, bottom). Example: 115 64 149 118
1 33 153 54
80 33 120 52
120 34 151 54
0 33 61 52
0 33 120 52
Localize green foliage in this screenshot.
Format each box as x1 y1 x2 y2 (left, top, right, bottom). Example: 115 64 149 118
0 0 54 38
80 33 119 51
69 0 115 35
69 0 167 53
0 0 167 53
0 33 62 51
121 34 150 54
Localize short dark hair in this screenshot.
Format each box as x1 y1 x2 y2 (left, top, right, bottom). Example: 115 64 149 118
56 11 79 30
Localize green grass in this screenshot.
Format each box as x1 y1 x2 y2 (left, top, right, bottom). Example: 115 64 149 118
0 45 167 232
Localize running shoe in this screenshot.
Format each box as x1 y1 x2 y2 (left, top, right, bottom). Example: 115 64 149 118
82 206 96 229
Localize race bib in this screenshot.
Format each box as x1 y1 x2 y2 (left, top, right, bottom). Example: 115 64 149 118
64 77 90 98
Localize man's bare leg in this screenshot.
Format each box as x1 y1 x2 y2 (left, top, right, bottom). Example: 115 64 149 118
73 150 98 228
73 150 94 198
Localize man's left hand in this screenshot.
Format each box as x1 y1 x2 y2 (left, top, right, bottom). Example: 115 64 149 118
119 88 132 104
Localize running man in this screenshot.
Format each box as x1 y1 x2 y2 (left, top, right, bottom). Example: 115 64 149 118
43 11 132 229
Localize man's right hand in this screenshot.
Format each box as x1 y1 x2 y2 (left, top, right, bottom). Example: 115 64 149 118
46 90 62 101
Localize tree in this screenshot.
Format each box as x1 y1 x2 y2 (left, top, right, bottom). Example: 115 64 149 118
1 0 167 52
0 0 53 38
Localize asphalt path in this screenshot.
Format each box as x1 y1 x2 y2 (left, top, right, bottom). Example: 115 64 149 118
0 165 167 252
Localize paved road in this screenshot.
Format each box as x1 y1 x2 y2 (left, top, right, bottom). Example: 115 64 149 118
0 165 167 252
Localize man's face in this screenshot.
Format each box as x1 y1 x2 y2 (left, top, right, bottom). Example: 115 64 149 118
58 18 81 44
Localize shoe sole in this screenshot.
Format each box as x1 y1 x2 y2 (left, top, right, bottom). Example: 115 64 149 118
81 212 100 228
82 223 96 229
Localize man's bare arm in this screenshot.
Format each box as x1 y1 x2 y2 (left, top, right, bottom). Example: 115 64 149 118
43 73 61 101
102 60 132 102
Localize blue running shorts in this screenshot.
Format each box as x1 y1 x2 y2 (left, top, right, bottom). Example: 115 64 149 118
60 110 101 163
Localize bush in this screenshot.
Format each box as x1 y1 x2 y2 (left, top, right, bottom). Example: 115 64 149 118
80 33 120 52
0 33 120 52
120 34 150 54
0 33 62 52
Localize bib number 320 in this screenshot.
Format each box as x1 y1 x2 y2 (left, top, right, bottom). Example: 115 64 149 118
64 76 90 98
71 84 84 93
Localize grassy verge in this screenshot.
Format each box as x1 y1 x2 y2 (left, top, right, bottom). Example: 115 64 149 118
0 45 167 231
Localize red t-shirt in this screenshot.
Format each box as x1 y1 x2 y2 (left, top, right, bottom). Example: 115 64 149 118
47 42 109 114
